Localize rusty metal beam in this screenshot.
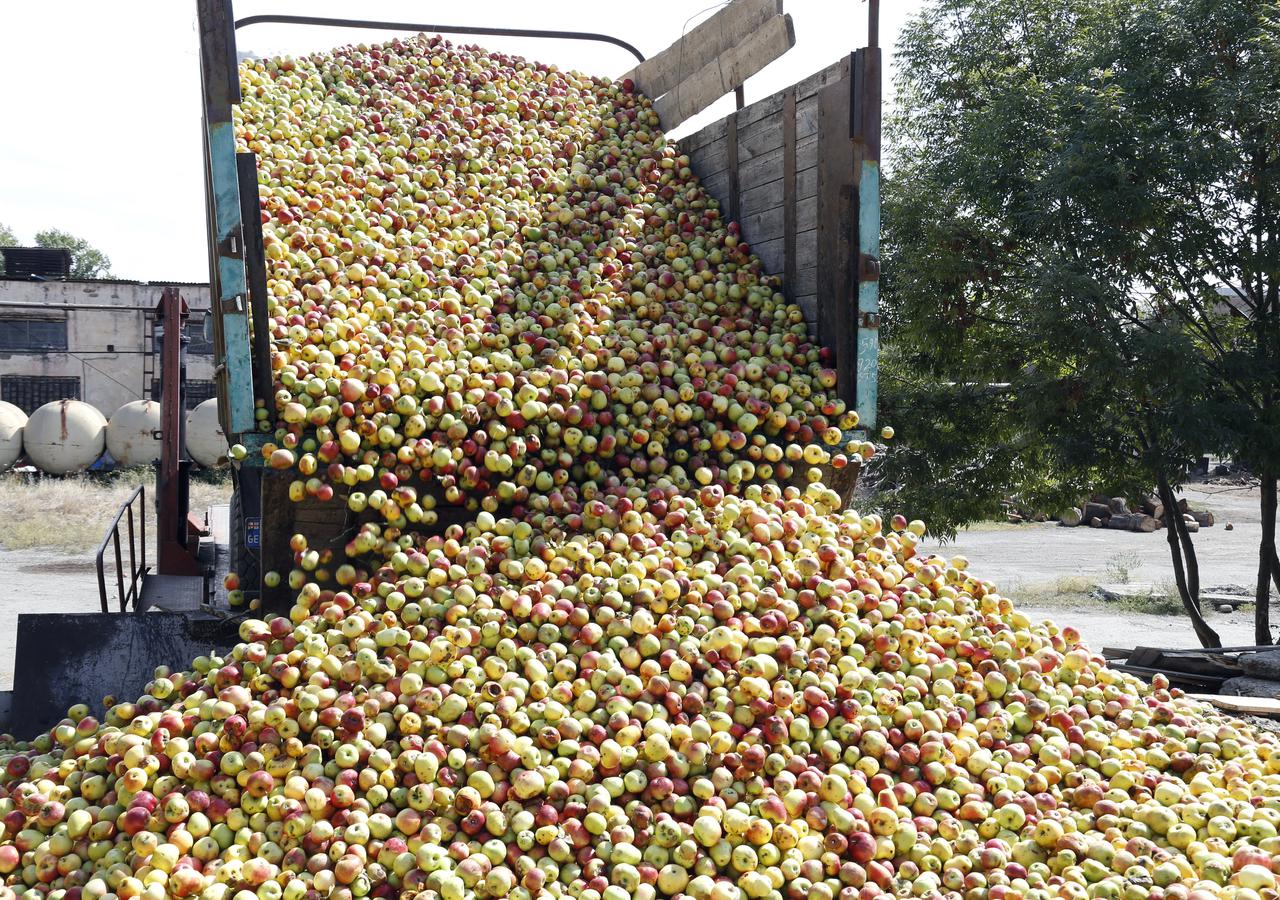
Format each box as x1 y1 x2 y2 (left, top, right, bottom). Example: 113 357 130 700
156 287 202 577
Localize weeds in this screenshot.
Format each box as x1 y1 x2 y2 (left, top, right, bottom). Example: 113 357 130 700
0 471 232 554
1011 575 1095 605
1103 550 1144 585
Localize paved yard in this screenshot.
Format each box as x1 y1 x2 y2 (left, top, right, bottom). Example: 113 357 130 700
920 482 1274 650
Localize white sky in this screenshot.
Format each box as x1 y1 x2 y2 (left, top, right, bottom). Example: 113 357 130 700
0 1 925 282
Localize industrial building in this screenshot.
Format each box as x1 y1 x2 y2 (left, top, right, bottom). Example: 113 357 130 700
0 248 214 416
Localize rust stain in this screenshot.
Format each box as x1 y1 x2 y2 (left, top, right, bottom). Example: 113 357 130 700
60 400 69 441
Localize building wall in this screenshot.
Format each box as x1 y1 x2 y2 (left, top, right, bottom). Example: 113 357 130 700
0 280 215 417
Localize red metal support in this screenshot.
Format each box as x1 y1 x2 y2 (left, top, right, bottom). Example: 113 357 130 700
156 287 203 576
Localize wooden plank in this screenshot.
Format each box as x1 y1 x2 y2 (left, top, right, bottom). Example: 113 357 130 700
736 144 784 191
751 237 785 274
726 113 740 224
688 141 729 180
1189 693 1280 716
677 56 839 156
797 295 817 323
784 87 797 293
624 0 782 101
795 95 821 140
734 57 848 130
1162 645 1279 656
797 167 818 201
680 119 728 156
737 115 784 163
793 266 817 296
655 15 797 130
741 177 785 213
796 229 818 269
739 167 815 207
741 205 785 244
797 195 817 231
701 170 731 202
1112 664 1224 690
816 74 855 391
680 77 829 179
796 134 818 172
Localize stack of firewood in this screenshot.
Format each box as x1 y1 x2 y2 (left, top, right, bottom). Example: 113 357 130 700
1057 495 1215 533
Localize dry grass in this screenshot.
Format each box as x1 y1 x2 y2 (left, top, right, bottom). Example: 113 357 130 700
1010 575 1096 605
0 469 232 555
1010 574 1188 616
959 520 1025 534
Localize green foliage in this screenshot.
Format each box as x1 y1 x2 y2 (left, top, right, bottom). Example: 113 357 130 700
880 0 1280 532
33 228 111 279
0 222 15 277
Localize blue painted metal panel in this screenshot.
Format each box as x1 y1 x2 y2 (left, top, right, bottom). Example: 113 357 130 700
207 121 256 435
856 161 880 430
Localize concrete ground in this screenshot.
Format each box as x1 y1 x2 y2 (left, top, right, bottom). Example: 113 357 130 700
920 482 1275 650
0 473 232 690
0 550 105 689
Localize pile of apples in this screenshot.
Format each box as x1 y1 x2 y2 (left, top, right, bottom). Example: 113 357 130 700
0 34 1277 900
236 35 870 523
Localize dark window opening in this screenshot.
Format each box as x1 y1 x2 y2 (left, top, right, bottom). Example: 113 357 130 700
151 378 217 410
0 318 69 352
187 315 215 356
1 375 81 414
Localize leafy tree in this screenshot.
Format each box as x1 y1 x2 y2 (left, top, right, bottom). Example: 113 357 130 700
881 0 1280 644
33 228 111 279
0 222 15 277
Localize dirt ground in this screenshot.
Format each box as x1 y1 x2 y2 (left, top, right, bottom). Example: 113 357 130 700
0 471 232 690
920 482 1275 650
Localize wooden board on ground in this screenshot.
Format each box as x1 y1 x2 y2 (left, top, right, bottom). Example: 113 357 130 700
1188 693 1280 717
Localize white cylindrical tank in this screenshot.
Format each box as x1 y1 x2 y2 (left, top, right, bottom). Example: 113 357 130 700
186 397 227 468
106 400 162 467
0 401 26 471
24 400 108 475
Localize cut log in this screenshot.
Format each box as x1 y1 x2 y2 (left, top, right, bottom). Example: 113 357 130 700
1185 520 1200 533
1177 498 1190 514
1058 507 1082 527
1190 510 1215 527
1130 514 1158 533
1105 514 1135 530
1138 496 1164 519
1108 497 1130 515
1083 501 1110 522
1088 517 1103 528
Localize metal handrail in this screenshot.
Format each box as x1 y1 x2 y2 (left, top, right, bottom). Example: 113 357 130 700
233 15 646 63
95 485 148 613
